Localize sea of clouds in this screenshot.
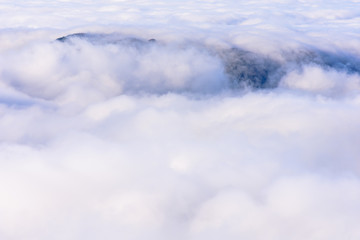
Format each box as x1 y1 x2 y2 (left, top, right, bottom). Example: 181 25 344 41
1 0 360 239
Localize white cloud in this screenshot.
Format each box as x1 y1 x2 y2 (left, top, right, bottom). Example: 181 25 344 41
280 65 360 97
1 0 360 239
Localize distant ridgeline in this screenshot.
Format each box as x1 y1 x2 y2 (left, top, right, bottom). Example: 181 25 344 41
57 33 360 89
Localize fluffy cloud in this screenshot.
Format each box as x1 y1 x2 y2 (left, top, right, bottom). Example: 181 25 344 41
1 1 360 239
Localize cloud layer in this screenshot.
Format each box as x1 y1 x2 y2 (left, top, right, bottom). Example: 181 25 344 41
1 1 360 240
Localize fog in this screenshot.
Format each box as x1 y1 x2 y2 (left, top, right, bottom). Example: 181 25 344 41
1 1 360 240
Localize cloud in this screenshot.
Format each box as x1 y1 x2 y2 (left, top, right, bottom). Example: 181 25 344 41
1 90 360 239
1 1 360 239
280 65 360 97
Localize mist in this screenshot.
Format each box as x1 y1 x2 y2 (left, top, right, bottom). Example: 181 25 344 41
1 1 360 240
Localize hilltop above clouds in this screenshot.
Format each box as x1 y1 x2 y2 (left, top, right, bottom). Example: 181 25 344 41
1 1 360 240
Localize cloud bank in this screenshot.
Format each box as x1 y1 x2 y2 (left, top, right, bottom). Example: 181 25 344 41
1 1 360 240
